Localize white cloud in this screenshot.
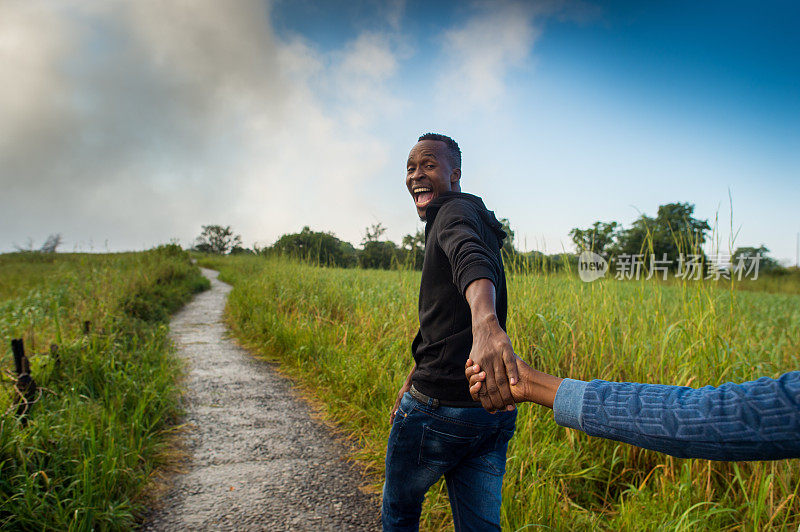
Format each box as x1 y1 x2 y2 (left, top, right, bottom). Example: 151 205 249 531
436 1 541 109
0 0 408 251
0 0 610 253
0 2 78 182
435 0 599 110
330 32 406 130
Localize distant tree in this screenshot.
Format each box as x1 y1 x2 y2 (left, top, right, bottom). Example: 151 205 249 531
358 223 398 269
362 223 387 245
499 218 516 257
401 229 425 270
39 234 62 253
569 221 619 258
272 226 357 267
612 215 655 257
401 229 424 252
732 245 781 274
13 234 63 253
612 203 710 267
194 225 243 254
359 240 398 269
230 245 254 255
514 251 578 273
547 252 580 272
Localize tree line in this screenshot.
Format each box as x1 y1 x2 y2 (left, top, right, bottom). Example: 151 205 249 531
194 219 522 271
194 223 423 270
194 201 787 274
567 202 781 273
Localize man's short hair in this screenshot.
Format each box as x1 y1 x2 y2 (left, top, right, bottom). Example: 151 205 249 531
418 133 461 169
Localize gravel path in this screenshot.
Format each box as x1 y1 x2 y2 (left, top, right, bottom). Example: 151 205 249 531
142 268 381 531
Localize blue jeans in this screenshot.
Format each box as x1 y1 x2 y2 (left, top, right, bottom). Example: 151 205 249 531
382 391 517 531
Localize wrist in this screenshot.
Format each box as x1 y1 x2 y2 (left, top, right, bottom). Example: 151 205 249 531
525 370 562 409
471 312 500 332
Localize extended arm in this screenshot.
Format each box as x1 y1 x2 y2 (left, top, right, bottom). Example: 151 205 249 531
467 358 800 461
436 201 517 412
465 278 518 412
566 371 800 460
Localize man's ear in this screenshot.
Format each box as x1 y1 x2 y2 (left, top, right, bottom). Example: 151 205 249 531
450 168 461 190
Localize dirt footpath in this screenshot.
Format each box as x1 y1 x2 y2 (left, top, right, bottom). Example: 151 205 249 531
142 268 381 531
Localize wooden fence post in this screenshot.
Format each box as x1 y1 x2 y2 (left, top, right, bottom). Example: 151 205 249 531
11 338 24 375
10 338 37 426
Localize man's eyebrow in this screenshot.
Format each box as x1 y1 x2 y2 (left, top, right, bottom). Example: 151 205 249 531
408 152 438 162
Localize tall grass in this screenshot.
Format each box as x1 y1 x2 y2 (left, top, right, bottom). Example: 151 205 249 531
0 246 209 530
199 254 800 530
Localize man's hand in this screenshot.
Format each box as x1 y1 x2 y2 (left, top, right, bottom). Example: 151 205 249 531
466 356 563 409
467 357 526 403
390 364 416 425
389 381 411 425
468 314 519 412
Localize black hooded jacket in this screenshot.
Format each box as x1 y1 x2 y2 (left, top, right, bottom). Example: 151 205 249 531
410 191 508 403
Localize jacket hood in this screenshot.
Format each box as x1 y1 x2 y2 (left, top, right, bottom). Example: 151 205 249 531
425 191 507 245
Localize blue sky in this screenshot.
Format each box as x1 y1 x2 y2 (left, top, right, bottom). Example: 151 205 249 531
1 1 798 262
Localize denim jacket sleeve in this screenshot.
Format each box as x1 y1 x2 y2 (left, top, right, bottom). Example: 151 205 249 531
552 372 800 461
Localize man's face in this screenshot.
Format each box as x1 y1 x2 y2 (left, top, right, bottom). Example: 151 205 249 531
406 140 461 220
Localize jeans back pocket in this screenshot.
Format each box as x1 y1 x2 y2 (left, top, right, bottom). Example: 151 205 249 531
419 425 479 473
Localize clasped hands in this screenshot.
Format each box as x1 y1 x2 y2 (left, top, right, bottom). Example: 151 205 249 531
466 347 562 411
466 315 521 413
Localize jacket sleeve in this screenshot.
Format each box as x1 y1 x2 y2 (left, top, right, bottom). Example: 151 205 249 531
435 200 503 295
553 372 800 461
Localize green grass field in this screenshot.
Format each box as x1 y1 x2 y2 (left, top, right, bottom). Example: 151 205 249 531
0 247 209 530
199 254 800 531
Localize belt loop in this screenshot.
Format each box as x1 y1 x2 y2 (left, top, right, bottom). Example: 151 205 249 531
430 397 439 408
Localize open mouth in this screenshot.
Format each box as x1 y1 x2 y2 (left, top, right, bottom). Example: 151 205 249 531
412 186 435 208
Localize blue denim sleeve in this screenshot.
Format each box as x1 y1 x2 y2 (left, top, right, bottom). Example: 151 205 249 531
552 378 588 430
567 371 800 461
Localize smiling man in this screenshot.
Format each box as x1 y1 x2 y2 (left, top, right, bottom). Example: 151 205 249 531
382 133 519 531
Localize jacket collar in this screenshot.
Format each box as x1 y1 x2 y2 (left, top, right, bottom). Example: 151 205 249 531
424 191 507 245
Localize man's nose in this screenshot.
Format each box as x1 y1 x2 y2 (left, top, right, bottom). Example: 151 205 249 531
410 167 426 181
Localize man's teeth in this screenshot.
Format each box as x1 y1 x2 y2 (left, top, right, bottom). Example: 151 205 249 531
414 189 435 206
